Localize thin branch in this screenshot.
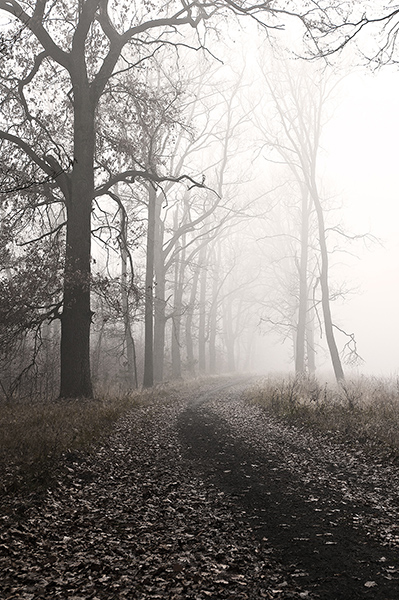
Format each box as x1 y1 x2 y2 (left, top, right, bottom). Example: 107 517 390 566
16 220 66 246
95 169 219 199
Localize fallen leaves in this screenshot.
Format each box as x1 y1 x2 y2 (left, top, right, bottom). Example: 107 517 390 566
179 385 399 599
0 392 307 599
3 377 399 600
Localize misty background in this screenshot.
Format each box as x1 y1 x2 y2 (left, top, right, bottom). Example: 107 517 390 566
1 3 399 399
324 69 399 377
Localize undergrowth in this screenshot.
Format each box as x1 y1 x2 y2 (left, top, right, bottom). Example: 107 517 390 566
247 374 399 458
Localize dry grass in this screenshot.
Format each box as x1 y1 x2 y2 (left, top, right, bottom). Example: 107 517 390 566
0 392 142 494
0 376 223 495
247 374 399 458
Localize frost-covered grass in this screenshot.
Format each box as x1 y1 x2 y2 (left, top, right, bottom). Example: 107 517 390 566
247 374 399 457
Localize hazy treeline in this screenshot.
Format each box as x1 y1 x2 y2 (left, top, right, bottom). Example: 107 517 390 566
0 1 395 400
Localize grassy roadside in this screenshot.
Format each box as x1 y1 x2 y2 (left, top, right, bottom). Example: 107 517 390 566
0 393 140 496
0 378 207 497
247 375 399 459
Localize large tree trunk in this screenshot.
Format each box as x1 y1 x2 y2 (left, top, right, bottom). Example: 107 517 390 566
153 194 166 383
185 265 200 377
171 305 182 379
153 275 166 383
209 245 220 375
59 94 94 398
306 307 316 374
198 249 207 374
121 237 137 390
171 212 185 379
92 304 106 385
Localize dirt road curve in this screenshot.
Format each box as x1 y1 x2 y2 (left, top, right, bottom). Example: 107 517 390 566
1 377 399 599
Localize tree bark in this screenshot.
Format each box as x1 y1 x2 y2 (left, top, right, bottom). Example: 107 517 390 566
59 88 94 398
153 194 166 383
306 307 316 374
209 245 220 374
121 232 137 390
92 307 106 386
198 248 207 374
171 210 185 380
295 186 310 375
153 274 166 383
312 190 345 382
185 265 200 377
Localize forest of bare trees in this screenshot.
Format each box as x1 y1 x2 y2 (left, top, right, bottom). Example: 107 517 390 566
0 1 398 400
4 7 399 600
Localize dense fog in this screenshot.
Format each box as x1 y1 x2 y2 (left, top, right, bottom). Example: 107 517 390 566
323 71 399 376
1 2 398 399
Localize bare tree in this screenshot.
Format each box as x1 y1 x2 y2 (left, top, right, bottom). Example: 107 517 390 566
254 58 347 380
302 2 399 67
4 1 303 397
118 203 138 389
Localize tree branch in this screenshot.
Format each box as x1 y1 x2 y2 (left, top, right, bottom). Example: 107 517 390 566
0 130 71 199
0 129 54 177
94 169 217 199
18 50 48 120
0 0 71 69
16 220 66 246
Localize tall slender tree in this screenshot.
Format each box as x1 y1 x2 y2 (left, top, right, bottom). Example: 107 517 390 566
254 58 345 379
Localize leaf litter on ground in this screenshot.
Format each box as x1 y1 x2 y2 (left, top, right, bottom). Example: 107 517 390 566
0 383 309 599
3 376 399 599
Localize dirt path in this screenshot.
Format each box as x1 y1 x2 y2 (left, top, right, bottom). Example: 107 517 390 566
178 379 399 599
1 377 399 599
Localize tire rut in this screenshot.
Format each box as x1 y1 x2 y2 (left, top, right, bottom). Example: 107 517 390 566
178 391 399 600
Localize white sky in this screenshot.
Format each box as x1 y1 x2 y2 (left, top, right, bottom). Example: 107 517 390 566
323 67 399 376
